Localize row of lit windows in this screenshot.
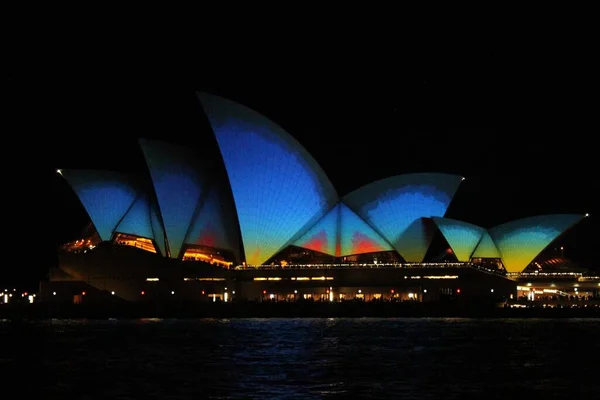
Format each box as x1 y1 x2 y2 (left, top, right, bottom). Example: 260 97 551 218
55 290 233 298
518 283 600 289
146 277 227 282
182 250 233 267
253 276 334 281
252 275 458 281
238 262 469 270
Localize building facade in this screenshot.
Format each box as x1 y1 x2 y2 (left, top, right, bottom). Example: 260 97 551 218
40 93 592 305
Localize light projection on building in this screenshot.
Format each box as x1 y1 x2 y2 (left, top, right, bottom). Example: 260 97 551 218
139 139 208 259
199 93 339 265
61 170 138 241
293 204 340 256
431 217 485 262
293 202 393 257
343 173 463 262
150 199 166 257
184 183 240 261
471 231 500 259
489 214 584 273
114 193 155 242
339 202 392 256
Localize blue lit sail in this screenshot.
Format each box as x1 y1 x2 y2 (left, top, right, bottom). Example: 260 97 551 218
471 231 500 259
114 193 154 240
489 214 584 273
150 198 167 256
185 183 241 261
199 92 339 265
339 202 392 256
61 169 139 241
293 204 340 256
139 139 208 259
343 173 463 262
431 217 486 261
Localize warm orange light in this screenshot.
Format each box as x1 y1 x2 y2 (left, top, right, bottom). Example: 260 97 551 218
263 290 267 294
391 289 394 293
141 291 145 295
114 233 157 253
201 290 205 294
456 289 461 294
23 292 28 296
82 291 86 295
182 249 233 267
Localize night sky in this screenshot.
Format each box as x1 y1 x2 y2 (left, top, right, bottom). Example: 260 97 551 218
6 43 597 289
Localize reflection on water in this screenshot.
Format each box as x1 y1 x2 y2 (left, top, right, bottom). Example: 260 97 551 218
2 318 599 399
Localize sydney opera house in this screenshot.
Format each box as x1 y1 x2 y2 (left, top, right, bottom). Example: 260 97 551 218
40 93 597 305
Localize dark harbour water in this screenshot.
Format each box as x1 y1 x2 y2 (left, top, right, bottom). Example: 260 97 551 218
2 318 599 399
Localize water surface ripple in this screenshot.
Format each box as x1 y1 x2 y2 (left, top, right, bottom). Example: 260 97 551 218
2 318 598 399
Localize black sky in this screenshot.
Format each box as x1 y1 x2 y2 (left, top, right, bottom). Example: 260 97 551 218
6 38 598 289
